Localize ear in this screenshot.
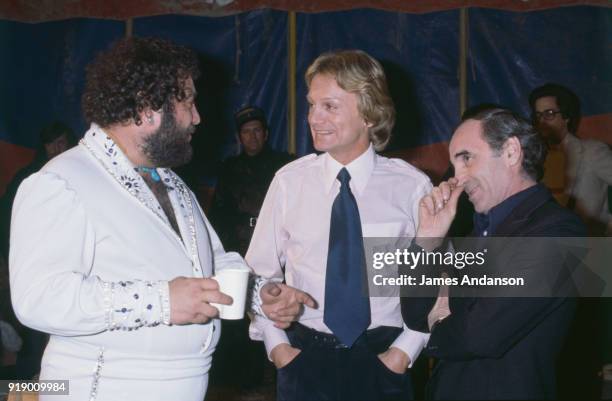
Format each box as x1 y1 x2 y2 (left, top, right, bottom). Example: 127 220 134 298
139 108 162 129
563 115 571 126
503 136 522 168
364 119 373 128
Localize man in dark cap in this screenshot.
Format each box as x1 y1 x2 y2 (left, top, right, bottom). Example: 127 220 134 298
209 106 293 394
211 106 293 255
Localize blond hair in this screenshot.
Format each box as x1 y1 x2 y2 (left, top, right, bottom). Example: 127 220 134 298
305 50 395 151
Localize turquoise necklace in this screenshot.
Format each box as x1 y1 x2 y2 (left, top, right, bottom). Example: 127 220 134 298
136 166 161 182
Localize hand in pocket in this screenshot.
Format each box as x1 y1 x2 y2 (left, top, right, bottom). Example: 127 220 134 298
271 343 302 369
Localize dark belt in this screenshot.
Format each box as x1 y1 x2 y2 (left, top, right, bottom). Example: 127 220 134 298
237 215 258 227
289 323 401 351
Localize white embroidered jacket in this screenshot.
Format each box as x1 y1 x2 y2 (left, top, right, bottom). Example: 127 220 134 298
9 124 245 400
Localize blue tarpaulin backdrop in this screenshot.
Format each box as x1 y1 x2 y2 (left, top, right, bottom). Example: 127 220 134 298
1 6 611 194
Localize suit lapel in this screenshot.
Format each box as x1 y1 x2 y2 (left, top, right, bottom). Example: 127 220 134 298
81 125 189 253
492 185 553 236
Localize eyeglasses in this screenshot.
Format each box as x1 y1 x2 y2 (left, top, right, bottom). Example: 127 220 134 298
534 109 562 121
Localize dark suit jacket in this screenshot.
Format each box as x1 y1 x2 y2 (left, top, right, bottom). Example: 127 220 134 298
402 184 586 400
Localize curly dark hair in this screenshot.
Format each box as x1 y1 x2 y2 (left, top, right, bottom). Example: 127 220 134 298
469 108 547 182
82 37 199 127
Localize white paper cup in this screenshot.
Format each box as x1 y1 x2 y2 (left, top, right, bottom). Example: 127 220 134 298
211 268 250 320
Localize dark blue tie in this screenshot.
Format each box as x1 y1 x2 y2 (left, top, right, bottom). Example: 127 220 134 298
324 168 371 347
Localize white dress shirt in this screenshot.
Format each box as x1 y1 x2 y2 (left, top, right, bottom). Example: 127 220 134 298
247 145 432 366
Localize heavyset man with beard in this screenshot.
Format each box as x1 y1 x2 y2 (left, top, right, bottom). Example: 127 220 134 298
9 37 245 401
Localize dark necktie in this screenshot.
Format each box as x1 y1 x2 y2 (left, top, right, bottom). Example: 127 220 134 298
323 168 371 347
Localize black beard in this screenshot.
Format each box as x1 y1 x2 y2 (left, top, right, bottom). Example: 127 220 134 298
536 123 563 146
141 108 195 168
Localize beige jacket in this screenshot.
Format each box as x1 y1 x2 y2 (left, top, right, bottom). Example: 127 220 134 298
562 134 612 235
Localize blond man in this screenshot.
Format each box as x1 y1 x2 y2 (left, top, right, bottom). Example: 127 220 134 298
247 50 431 400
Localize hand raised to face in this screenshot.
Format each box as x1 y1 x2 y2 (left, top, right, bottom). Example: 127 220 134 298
416 178 464 249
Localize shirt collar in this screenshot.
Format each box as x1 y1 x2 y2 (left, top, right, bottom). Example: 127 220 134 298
561 132 582 154
473 183 540 236
239 146 270 161
561 132 576 147
322 144 376 196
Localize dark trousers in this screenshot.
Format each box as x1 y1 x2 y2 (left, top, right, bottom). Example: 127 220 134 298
277 324 413 401
210 317 266 388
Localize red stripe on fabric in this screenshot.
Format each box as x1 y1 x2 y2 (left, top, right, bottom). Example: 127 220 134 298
1 0 610 22
384 142 450 185
577 113 612 146
0 141 35 197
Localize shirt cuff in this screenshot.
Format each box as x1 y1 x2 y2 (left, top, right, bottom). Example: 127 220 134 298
249 315 290 360
390 324 430 368
102 279 171 330
249 275 283 317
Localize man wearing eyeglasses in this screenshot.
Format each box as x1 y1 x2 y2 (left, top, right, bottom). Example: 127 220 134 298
529 83 612 236
529 83 612 400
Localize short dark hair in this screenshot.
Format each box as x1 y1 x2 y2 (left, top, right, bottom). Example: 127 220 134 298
468 108 547 181
528 83 581 134
39 121 74 145
82 37 199 127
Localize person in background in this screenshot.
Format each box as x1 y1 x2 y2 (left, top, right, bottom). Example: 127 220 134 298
529 83 612 236
211 106 293 256
0 122 75 380
0 251 20 380
0 121 75 256
209 108 293 394
529 83 611 399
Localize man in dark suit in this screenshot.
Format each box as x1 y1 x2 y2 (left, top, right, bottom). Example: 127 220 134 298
401 108 585 399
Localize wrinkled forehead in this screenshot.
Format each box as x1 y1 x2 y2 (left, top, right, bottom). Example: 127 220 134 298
173 76 195 99
449 119 483 153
